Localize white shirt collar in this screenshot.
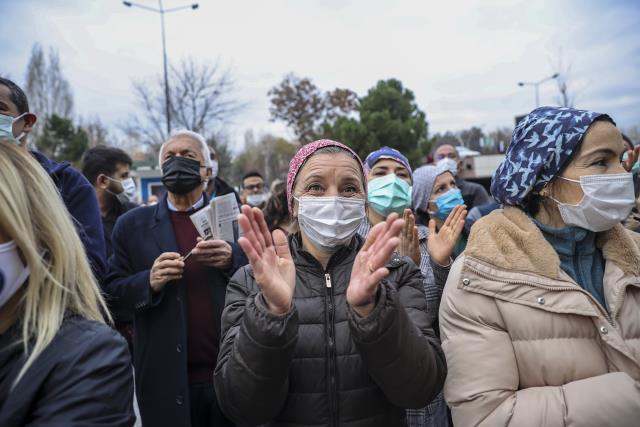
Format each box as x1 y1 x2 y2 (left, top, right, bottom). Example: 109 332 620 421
166 194 205 212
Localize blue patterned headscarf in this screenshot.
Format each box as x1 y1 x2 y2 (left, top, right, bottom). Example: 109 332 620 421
364 147 412 175
491 106 613 206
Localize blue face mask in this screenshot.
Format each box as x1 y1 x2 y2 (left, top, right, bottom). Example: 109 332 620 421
367 173 412 217
0 112 27 143
433 188 464 221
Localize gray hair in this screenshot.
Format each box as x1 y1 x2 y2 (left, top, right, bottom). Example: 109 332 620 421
158 129 212 169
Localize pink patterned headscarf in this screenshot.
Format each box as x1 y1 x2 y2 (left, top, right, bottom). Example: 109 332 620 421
286 139 365 213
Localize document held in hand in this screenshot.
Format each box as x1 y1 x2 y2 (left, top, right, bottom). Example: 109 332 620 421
189 193 240 242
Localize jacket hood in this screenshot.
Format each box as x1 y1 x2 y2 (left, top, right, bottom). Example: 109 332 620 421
30 150 71 175
466 206 640 280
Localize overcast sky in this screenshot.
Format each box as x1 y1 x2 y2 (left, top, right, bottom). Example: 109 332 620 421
2 0 638 151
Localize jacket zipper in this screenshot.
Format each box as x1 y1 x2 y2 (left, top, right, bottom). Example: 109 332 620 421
464 263 616 327
324 272 339 427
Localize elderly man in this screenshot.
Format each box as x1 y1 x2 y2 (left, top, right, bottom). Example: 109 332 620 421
0 77 106 283
433 143 491 210
106 130 246 427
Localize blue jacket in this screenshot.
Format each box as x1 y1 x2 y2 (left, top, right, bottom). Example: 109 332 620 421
105 193 247 427
31 151 107 283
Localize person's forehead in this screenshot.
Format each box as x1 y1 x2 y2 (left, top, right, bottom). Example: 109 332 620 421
114 162 130 174
433 171 455 187
435 145 457 155
579 121 624 155
301 153 362 177
371 158 407 171
244 176 263 184
164 137 202 154
0 85 18 114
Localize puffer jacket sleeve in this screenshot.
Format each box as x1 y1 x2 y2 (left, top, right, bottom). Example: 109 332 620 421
440 256 640 427
214 266 299 426
347 259 447 409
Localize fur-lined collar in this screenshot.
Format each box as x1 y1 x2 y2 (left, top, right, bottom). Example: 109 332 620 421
465 206 640 279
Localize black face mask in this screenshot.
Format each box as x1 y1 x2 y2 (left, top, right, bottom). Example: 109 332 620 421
161 156 203 195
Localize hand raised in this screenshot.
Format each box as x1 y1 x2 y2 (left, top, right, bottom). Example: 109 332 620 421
623 145 640 172
348 213 404 317
398 208 421 266
427 204 467 266
237 205 296 315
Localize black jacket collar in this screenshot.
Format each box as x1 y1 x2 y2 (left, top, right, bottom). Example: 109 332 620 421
288 232 363 271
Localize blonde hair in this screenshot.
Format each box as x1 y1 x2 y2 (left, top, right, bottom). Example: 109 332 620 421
0 141 110 385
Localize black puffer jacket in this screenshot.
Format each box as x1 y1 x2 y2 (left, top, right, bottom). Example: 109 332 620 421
0 316 134 426
214 234 446 426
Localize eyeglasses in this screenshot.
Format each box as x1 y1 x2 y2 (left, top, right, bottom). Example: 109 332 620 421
244 183 264 191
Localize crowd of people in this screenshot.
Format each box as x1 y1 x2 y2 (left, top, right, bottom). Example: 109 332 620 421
0 75 639 427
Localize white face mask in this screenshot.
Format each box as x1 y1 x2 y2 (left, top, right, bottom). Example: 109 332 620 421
122 178 136 198
0 241 30 308
436 158 458 175
296 196 365 252
210 160 219 178
0 112 28 143
247 193 267 206
551 172 635 232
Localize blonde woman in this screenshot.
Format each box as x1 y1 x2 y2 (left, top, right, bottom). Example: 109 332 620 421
0 140 134 426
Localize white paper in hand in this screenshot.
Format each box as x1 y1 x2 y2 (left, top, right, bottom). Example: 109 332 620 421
210 193 240 242
189 206 214 240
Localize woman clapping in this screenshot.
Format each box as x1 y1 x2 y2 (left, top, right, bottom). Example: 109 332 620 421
214 140 446 426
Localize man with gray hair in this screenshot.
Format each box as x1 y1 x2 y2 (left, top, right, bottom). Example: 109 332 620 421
106 130 245 427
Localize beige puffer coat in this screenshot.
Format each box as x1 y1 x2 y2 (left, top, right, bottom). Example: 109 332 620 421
440 207 640 427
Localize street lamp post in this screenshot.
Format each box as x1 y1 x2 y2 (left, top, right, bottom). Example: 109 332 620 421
123 1 199 135
518 72 560 108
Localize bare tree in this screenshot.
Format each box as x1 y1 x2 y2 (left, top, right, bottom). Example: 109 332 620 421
550 48 576 108
230 131 297 185
126 58 245 151
24 43 74 138
268 73 358 144
79 116 110 147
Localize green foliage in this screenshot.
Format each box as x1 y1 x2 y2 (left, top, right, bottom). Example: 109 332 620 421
322 79 430 167
36 114 89 165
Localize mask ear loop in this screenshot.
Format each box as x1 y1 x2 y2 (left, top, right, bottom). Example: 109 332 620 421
546 176 584 207
12 112 30 142
102 174 123 194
